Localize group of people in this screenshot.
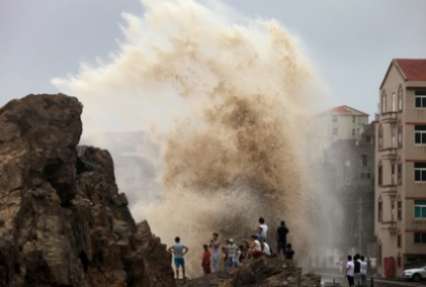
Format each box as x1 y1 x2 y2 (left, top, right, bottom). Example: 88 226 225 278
346 254 368 287
168 217 296 280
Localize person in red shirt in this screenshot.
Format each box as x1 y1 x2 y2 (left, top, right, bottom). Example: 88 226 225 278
201 244 211 274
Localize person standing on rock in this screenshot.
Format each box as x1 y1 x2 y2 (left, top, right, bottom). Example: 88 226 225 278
168 236 189 280
277 221 289 257
224 238 239 272
209 232 221 272
201 244 211 275
249 235 263 259
257 217 268 242
346 255 355 287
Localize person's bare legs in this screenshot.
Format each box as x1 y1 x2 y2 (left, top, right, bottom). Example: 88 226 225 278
182 266 186 280
176 268 180 280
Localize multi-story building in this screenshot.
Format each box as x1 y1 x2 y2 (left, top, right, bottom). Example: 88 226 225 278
375 59 426 278
314 105 369 151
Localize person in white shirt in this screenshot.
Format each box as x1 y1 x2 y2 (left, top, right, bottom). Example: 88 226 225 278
257 217 268 242
249 235 263 259
263 242 272 257
360 256 368 287
346 255 355 287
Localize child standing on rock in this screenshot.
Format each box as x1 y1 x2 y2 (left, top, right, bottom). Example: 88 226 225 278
201 244 211 275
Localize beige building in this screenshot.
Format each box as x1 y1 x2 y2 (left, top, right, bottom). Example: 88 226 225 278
375 59 426 278
313 105 369 151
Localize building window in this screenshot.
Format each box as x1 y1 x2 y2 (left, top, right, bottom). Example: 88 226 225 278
352 116 356 123
352 128 356 136
415 200 426 218
398 125 403 147
392 126 397 147
378 200 383 222
415 125 426 145
414 162 426 182
397 255 401 267
397 201 402 221
392 92 397 111
362 155 368 167
397 234 401 248
415 91 426 108
378 125 383 149
382 91 387 113
332 115 338 122
414 232 426 243
332 127 338 136
398 85 403 111
378 163 383 186
397 163 402 185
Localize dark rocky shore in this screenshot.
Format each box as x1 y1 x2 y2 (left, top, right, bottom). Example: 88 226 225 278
0 94 175 287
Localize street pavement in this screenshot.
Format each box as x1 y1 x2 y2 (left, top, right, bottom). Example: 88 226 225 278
320 272 426 287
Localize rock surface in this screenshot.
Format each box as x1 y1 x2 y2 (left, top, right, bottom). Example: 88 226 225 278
181 257 320 287
0 94 175 287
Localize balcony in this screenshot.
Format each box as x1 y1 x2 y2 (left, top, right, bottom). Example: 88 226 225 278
379 147 398 160
379 184 398 195
380 111 398 123
381 220 398 234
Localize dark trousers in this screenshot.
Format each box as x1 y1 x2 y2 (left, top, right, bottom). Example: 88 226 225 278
277 241 286 256
347 275 354 287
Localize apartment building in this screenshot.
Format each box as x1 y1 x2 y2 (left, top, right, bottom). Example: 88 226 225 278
322 124 375 255
313 105 369 152
375 59 426 278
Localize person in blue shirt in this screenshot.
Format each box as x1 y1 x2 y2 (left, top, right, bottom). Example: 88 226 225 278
168 236 189 280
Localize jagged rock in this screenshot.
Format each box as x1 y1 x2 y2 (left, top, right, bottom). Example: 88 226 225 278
182 257 320 287
0 94 175 287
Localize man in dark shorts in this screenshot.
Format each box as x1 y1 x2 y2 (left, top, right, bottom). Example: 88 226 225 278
168 236 189 280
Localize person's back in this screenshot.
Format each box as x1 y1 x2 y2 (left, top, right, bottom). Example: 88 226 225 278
346 256 354 287
209 233 221 272
168 237 188 280
284 244 294 260
202 244 211 274
277 221 289 256
257 217 268 242
354 256 361 274
360 256 368 286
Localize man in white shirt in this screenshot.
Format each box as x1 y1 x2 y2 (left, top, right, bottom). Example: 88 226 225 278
257 217 268 242
346 255 355 287
360 256 368 287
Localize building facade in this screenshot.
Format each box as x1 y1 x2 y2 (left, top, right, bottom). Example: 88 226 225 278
324 124 376 254
375 59 426 278
314 105 369 152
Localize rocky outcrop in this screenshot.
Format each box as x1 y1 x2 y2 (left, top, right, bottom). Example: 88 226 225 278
0 94 175 287
181 257 320 287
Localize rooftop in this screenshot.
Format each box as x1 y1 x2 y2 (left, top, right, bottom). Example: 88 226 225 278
395 59 426 82
328 105 369 116
381 59 426 88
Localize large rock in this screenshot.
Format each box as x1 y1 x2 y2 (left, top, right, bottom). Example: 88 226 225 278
0 94 175 287
181 257 321 287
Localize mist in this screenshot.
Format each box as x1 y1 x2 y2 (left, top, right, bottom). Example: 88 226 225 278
53 0 337 273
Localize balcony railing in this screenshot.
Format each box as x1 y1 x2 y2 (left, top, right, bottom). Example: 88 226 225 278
380 111 398 123
381 220 397 234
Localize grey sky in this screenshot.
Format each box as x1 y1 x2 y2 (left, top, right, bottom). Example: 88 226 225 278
1 0 425 117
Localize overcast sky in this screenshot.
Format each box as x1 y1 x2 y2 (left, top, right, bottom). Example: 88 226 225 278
1 0 426 118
